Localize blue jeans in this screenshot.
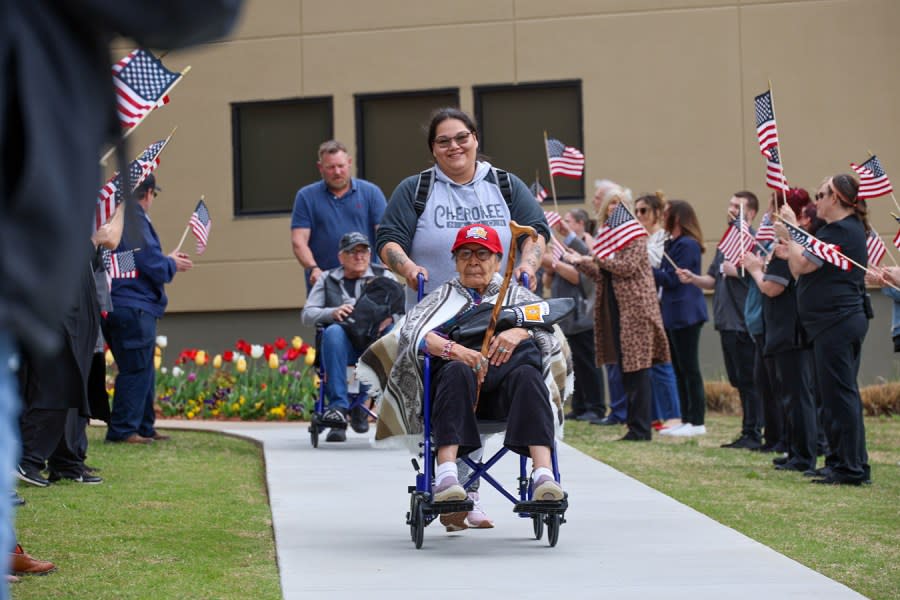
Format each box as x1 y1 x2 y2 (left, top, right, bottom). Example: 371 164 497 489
0 332 20 600
606 363 627 422
650 362 681 421
321 324 367 411
105 307 158 440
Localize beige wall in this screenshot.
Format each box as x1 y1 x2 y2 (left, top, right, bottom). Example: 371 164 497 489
116 0 899 313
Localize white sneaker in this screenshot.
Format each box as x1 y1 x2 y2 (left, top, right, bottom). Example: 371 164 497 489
669 424 707 437
658 423 687 436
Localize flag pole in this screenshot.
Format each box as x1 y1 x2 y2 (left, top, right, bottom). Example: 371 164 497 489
739 201 746 276
100 65 191 166
768 80 790 213
543 131 561 216
174 194 204 254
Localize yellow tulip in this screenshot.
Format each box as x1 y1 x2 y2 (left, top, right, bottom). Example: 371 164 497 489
304 349 316 366
153 355 162 370
291 336 303 350
268 353 280 369
154 346 161 357
236 357 248 373
104 349 114 366
231 403 240 412
186 411 194 419
213 354 223 369
195 350 207 366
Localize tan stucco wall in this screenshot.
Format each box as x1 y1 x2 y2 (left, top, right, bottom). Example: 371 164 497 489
114 0 900 313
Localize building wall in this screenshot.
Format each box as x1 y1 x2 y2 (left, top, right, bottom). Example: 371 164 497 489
117 0 899 381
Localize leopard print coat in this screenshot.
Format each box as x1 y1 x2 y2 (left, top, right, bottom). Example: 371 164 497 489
576 238 670 373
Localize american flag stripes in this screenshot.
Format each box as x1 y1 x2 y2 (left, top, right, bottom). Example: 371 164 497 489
851 155 893 200
112 49 179 131
544 211 562 228
592 203 647 260
530 181 548 203
866 231 886 267
550 238 567 264
189 199 212 254
765 146 789 191
892 215 900 252
755 213 776 244
717 219 755 264
95 175 120 230
754 90 779 154
546 138 585 179
784 221 850 271
103 249 139 279
94 138 170 231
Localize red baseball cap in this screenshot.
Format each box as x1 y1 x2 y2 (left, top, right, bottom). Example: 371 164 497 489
451 223 503 254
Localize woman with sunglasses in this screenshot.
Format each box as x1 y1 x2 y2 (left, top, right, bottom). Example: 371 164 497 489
774 174 871 485
635 193 684 432
376 107 551 529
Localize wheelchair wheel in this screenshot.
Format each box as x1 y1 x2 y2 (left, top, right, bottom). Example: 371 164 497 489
532 515 544 540
411 501 425 549
309 416 319 448
546 514 561 547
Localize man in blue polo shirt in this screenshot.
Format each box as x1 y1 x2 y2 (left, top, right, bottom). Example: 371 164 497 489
290 140 387 291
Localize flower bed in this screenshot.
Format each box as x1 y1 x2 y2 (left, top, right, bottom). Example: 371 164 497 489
107 335 320 421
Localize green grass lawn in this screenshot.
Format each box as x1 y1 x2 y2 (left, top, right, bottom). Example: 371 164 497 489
564 414 900 600
13 427 281 600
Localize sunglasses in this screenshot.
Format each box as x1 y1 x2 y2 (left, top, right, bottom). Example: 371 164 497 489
815 188 832 201
636 207 650 215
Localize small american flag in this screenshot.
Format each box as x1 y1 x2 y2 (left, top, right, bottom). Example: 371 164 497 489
765 146 789 191
717 218 755 264
546 138 585 179
866 230 886 267
892 215 900 252
103 249 139 279
95 139 168 231
755 212 776 244
550 238 567 265
754 90 779 154
95 174 119 230
112 49 178 131
851 155 893 200
784 221 850 271
530 180 548 203
189 199 212 254
544 210 561 228
592 203 647 260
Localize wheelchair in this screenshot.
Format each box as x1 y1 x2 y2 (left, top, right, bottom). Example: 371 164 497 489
405 274 568 549
308 324 377 448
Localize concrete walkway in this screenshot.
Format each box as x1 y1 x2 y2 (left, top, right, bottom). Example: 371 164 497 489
159 421 865 600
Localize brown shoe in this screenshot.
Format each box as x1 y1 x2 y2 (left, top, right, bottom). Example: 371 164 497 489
123 433 154 444
151 432 171 441
11 544 57 576
439 512 468 532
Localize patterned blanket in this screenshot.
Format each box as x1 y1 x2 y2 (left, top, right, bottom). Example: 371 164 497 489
356 274 572 452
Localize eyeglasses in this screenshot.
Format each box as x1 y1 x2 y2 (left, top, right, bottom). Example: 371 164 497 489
433 131 473 149
815 188 833 202
636 207 649 215
343 247 370 256
455 248 494 261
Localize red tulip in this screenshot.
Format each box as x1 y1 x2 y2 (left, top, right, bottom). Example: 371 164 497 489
274 337 287 350
223 350 234 363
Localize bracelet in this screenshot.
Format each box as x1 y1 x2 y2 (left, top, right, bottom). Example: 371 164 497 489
440 340 455 360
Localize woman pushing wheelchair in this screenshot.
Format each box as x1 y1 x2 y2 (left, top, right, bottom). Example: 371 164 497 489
358 223 572 505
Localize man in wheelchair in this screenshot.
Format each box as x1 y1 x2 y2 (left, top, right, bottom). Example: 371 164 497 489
359 224 571 501
301 232 400 442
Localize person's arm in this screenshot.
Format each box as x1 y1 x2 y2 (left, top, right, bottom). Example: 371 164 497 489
422 331 488 384
134 219 183 285
742 252 786 298
654 238 697 290
300 273 341 326
376 176 428 289
290 189 324 284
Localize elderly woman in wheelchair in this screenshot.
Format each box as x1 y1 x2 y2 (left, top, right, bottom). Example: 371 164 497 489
359 223 572 526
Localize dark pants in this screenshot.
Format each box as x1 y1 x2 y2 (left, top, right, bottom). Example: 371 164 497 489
19 407 82 476
105 307 158 441
667 323 706 426
431 340 554 458
622 368 652 440
753 334 781 448
811 313 870 483
774 348 816 469
720 330 761 441
566 329 605 416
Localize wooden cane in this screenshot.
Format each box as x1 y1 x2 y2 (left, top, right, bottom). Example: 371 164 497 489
474 221 538 412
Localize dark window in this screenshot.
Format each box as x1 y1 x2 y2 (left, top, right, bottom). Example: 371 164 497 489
232 97 332 215
355 89 459 196
474 81 583 201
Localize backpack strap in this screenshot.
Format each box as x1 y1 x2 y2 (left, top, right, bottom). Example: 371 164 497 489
493 168 513 208
414 168 434 218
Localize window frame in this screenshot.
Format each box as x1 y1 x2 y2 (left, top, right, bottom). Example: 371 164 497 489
231 96 334 217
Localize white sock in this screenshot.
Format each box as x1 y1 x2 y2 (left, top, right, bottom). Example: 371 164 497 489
532 467 554 483
435 461 458 486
